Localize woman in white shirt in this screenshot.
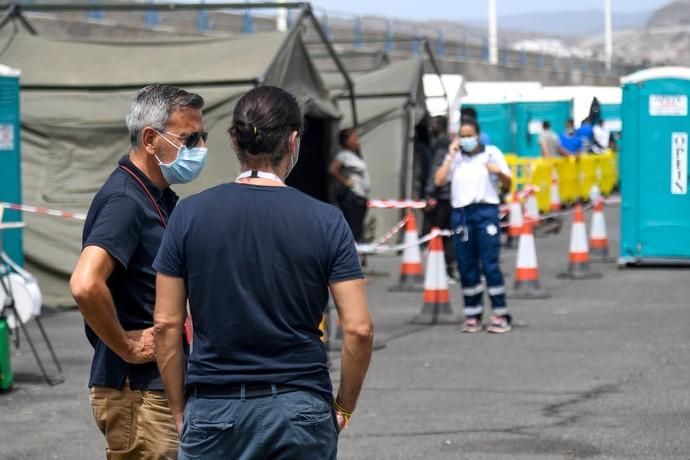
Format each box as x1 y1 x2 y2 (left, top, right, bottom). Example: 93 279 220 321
434 117 513 333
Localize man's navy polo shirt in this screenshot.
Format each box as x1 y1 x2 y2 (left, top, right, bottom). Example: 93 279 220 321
82 155 178 390
153 183 364 402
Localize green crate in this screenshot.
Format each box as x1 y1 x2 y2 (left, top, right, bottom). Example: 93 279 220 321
0 316 12 391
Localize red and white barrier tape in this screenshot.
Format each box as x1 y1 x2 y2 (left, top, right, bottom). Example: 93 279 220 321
368 199 427 209
0 202 87 221
358 196 620 254
374 215 409 245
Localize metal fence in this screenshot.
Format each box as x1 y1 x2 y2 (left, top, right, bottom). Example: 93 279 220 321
16 0 639 76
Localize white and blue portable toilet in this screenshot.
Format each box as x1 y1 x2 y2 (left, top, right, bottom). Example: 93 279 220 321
0 64 23 266
620 67 690 264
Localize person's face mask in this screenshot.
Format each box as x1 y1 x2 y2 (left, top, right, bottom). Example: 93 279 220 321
155 130 208 184
460 136 479 153
286 135 301 178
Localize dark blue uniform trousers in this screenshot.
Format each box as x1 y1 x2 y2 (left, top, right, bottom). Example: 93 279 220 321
451 203 508 319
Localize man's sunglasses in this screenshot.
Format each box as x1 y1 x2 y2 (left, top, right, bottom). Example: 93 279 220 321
161 130 209 149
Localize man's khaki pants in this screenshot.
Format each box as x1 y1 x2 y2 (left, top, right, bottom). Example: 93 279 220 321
90 381 178 459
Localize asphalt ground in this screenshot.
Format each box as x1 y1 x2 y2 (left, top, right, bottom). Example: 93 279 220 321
1 201 689 459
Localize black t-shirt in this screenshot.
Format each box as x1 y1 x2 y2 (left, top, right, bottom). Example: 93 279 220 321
82 156 178 390
153 183 363 401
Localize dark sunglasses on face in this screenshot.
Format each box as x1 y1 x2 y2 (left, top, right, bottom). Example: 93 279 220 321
162 130 209 149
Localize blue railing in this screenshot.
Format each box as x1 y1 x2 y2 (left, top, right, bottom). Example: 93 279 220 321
51 1 633 76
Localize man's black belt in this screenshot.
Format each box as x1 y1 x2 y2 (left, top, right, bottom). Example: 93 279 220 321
187 383 299 399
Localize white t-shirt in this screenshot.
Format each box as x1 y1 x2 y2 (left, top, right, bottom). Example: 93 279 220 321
592 125 610 154
335 149 371 198
448 145 512 209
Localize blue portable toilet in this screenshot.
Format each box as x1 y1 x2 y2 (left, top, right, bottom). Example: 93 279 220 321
600 102 622 134
620 67 690 264
459 99 515 153
513 98 573 157
0 64 23 266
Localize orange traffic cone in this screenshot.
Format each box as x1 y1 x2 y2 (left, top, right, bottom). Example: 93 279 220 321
550 172 561 212
506 192 523 248
389 210 424 292
410 228 462 325
589 198 613 262
558 205 602 280
510 218 550 299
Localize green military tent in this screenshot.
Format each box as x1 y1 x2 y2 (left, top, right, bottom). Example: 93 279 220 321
327 58 428 240
0 27 343 306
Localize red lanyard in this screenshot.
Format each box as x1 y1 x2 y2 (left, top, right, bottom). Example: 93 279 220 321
119 165 167 228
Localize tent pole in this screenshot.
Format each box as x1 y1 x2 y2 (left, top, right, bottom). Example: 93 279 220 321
423 39 449 115
0 3 37 34
404 98 416 201
304 5 358 129
261 5 309 85
12 2 308 13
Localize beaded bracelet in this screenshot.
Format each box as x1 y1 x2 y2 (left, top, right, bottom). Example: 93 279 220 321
333 399 353 418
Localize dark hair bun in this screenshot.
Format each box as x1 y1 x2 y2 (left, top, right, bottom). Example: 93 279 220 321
229 120 265 155
229 86 303 158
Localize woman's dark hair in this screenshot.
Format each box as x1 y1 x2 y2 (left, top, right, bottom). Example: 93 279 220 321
461 107 478 120
339 127 357 148
229 86 303 165
460 115 481 134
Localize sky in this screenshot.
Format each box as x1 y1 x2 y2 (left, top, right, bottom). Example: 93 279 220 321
309 0 672 21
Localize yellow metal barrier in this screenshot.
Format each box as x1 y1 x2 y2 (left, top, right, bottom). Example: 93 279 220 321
502 151 618 209
555 156 579 206
529 158 552 213
598 151 617 196
504 154 533 197
578 154 598 201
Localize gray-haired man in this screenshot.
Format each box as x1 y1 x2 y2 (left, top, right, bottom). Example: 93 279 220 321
70 84 207 459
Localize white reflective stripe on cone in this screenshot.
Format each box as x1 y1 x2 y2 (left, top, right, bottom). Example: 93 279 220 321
570 223 589 253
590 212 607 239
550 178 561 206
401 228 422 263
424 250 448 290
517 234 538 268
509 202 523 226
525 196 540 219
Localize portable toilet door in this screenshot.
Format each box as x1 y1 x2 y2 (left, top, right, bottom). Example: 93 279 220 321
0 64 23 266
460 101 515 154
620 67 690 264
600 103 622 134
514 99 573 157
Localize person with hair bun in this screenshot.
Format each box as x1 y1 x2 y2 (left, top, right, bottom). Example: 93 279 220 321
153 86 374 459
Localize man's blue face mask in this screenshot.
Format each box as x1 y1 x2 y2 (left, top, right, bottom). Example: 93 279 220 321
155 130 208 185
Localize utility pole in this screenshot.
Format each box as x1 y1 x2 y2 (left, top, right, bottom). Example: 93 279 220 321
488 0 498 65
604 0 613 73
276 0 288 31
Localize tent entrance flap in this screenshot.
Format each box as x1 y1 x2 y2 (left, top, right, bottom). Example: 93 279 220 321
285 116 332 203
